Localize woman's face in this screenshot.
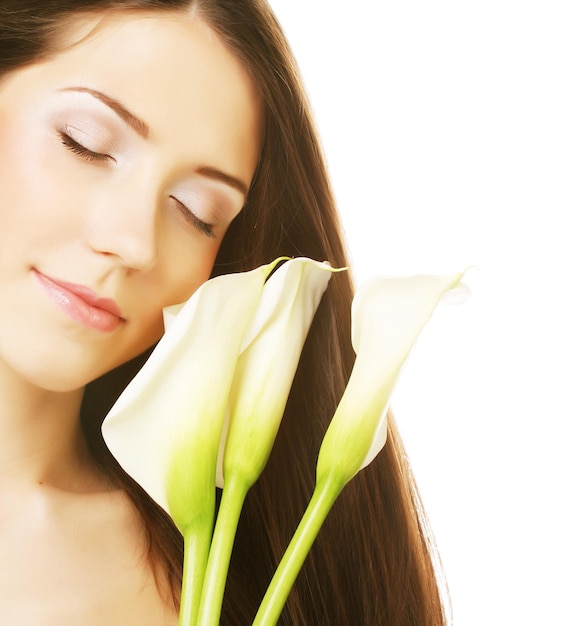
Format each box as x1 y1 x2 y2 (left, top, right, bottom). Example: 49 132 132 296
0 11 262 392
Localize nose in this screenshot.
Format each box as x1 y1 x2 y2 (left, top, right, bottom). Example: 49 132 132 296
84 184 159 272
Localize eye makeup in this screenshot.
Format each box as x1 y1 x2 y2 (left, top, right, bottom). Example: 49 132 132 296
50 87 246 241
169 196 217 239
58 128 113 163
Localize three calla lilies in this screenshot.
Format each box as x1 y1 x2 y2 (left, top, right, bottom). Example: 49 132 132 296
102 257 468 626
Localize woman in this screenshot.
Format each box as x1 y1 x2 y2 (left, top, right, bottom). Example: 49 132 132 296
0 1 448 624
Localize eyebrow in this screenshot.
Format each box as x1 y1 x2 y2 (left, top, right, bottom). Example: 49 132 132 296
195 166 249 197
60 86 150 138
59 86 250 198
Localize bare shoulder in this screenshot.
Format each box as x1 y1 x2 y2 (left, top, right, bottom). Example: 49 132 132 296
0 486 178 626
75 487 180 625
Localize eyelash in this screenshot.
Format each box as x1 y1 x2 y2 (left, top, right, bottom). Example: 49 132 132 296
170 197 217 239
58 131 112 163
59 131 217 240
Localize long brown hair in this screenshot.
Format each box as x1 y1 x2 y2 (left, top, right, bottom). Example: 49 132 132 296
1 1 449 623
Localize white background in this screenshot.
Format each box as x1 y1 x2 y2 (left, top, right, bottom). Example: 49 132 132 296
268 2 560 624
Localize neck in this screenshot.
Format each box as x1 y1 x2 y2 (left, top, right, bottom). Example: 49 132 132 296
0 362 89 492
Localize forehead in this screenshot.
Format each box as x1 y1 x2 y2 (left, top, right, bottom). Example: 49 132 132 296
22 10 263 182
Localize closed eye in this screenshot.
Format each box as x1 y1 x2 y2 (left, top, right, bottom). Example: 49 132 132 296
58 128 218 239
170 196 217 239
58 131 113 163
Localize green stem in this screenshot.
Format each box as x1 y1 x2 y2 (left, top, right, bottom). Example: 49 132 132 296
196 473 249 626
178 520 213 626
252 475 344 626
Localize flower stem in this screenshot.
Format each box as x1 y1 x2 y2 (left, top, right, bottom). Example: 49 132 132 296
178 520 213 626
252 474 344 626
196 473 249 626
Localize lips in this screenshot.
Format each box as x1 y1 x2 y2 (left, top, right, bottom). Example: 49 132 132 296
33 269 124 332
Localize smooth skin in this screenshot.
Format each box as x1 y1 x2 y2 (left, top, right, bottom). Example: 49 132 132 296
0 9 261 625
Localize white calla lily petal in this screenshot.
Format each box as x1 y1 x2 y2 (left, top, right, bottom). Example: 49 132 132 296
102 260 280 528
196 258 338 626
317 271 468 484
220 258 337 487
359 412 388 470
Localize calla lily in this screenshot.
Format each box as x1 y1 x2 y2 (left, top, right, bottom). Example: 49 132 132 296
102 259 282 626
253 271 469 626
221 257 338 487
197 258 337 626
317 271 469 483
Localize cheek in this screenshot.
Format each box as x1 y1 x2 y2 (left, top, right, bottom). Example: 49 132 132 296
122 312 165 364
0 117 76 242
118 232 221 367
0 120 26 225
156 225 224 307
0 126 44 266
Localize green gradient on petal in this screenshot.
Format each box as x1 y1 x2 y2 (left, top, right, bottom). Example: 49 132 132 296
254 270 469 623
197 258 336 625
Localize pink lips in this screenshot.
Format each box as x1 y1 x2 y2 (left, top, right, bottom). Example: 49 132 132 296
33 270 124 332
